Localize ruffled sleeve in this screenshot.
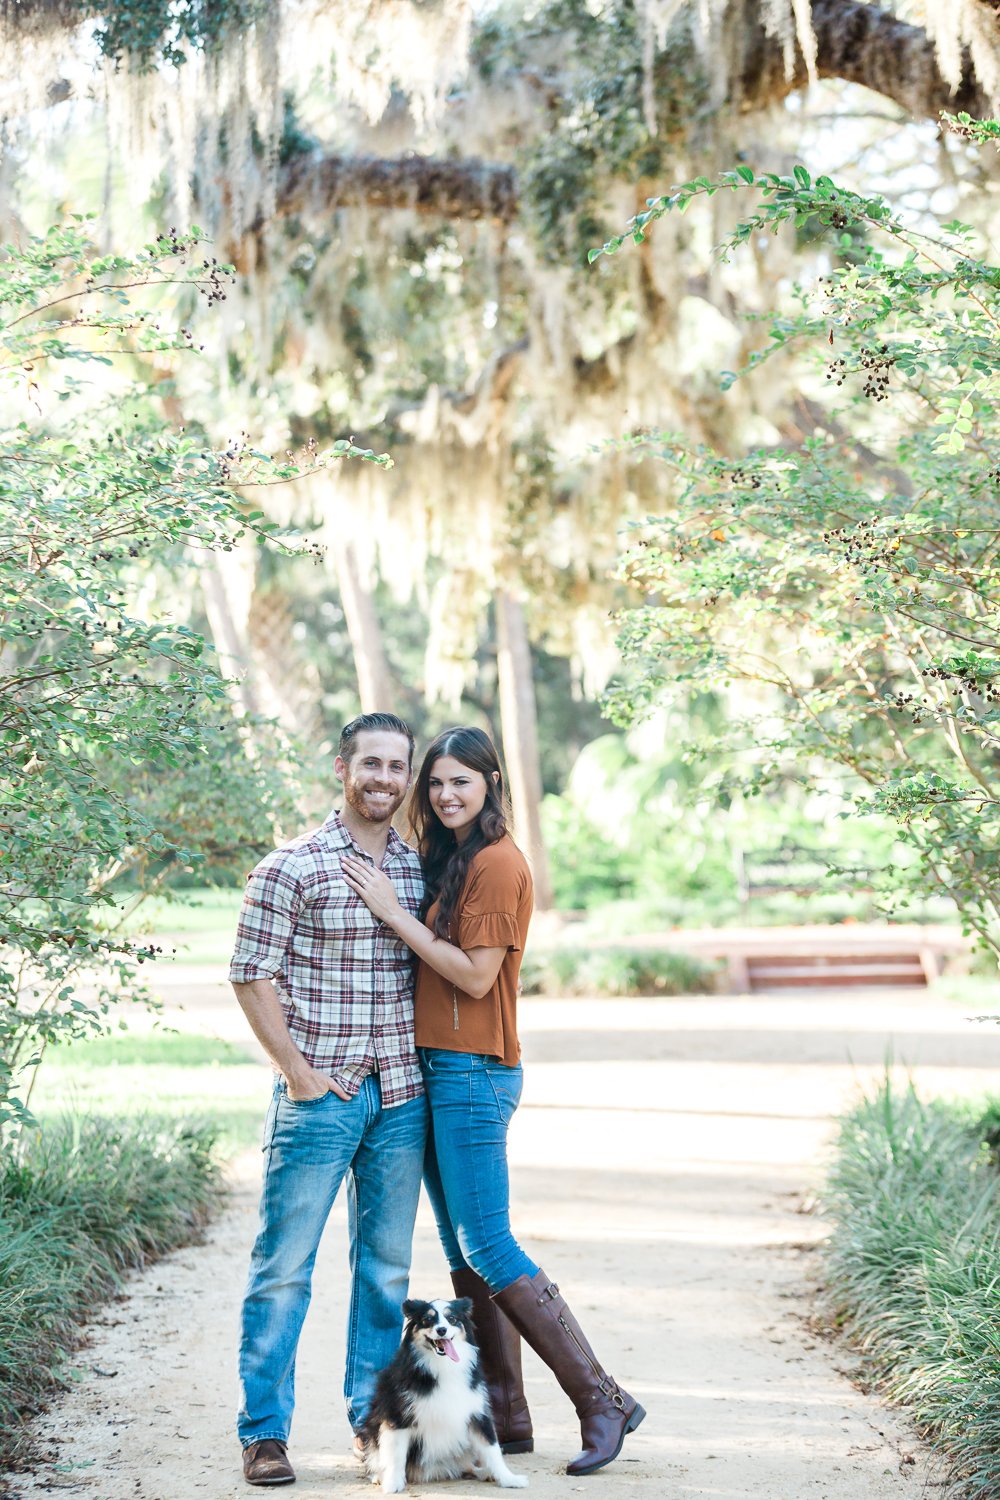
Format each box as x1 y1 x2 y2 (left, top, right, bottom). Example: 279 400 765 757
460 909 521 952
458 841 531 952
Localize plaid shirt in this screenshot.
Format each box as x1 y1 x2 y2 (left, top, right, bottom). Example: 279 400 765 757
229 811 425 1108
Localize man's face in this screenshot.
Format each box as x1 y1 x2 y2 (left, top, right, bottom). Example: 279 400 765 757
335 730 412 826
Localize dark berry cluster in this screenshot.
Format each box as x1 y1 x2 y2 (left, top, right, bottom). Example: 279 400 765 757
921 665 1000 704
822 517 899 571
199 256 235 307
827 356 847 386
725 467 762 489
859 344 895 401
134 942 168 964
217 432 251 484
154 226 186 257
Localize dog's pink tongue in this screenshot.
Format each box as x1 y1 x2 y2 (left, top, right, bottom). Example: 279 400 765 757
442 1338 458 1362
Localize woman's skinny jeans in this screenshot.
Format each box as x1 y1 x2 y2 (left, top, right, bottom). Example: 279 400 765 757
420 1047 539 1294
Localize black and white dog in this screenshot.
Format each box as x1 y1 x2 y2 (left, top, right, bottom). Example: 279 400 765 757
360 1298 529 1493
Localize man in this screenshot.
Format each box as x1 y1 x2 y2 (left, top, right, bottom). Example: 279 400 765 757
230 712 427 1487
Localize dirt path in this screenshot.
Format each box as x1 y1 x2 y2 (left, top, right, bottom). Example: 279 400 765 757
13 975 1000 1500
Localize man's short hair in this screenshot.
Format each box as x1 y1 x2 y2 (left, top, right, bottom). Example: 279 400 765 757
339 712 415 767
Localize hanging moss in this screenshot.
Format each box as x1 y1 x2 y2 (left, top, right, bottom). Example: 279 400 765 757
473 0 708 262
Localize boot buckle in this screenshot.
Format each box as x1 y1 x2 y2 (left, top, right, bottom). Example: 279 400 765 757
537 1281 559 1304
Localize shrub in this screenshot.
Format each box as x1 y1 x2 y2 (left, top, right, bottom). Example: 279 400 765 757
599 137 1000 962
824 1081 1000 1499
0 1114 222 1466
0 223 391 1132
520 945 718 996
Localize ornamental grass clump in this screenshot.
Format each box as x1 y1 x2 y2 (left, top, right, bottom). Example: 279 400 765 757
0 1114 222 1468
824 1082 1000 1498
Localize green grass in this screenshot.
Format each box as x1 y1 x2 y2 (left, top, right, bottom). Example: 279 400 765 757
109 886 244 966
30 1030 267 1153
931 975 1000 1010
824 1081 1000 1499
0 1113 223 1469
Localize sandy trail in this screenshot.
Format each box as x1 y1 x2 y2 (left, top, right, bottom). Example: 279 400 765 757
12 972 1000 1500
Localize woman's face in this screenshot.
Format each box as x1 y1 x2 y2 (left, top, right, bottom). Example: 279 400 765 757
427 755 494 842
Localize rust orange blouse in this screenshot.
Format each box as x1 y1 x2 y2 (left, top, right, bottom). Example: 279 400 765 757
413 836 533 1067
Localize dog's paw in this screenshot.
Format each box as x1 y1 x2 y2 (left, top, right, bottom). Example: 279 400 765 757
500 1475 529 1489
380 1483 406 1495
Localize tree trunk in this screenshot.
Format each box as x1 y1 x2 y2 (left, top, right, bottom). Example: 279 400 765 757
331 535 396 713
495 588 553 911
199 548 271 723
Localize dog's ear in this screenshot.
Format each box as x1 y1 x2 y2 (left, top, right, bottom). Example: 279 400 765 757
402 1298 431 1323
450 1297 474 1319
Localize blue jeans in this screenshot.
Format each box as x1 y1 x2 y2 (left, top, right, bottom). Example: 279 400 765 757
420 1048 539 1294
237 1076 427 1444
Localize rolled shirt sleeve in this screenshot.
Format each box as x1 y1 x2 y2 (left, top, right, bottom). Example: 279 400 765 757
229 852 304 985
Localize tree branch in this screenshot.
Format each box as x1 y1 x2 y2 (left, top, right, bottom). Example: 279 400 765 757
737 0 993 119
12 2 996 225
268 2 993 226
274 151 518 226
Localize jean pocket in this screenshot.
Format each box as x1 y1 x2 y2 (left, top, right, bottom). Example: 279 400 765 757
421 1049 476 1075
483 1065 522 1125
283 1089 330 1108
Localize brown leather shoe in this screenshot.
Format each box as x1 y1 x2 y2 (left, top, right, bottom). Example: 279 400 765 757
242 1439 295 1485
493 1269 645 1475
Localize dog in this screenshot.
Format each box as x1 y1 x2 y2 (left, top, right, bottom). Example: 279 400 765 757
360 1297 529 1493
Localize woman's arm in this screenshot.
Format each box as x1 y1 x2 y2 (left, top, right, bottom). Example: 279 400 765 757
340 856 506 999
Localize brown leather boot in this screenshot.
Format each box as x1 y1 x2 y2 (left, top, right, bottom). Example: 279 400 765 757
452 1266 534 1453
493 1269 645 1475
242 1439 295 1486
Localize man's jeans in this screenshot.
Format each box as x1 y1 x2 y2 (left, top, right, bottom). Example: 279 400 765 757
237 1075 427 1445
420 1048 538 1293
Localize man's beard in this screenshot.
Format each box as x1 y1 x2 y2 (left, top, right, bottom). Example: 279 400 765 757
342 775 405 825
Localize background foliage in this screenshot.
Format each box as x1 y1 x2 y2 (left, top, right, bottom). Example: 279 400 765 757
0 221 385 1131
599 141 1000 958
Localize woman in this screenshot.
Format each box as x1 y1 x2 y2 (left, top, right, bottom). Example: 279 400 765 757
341 726 645 1476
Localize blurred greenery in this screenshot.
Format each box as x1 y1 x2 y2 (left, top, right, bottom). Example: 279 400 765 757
539 722 939 927
31 1031 266 1152
520 944 719 997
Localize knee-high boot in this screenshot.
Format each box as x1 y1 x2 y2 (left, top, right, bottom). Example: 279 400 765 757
492 1269 645 1476
451 1266 534 1454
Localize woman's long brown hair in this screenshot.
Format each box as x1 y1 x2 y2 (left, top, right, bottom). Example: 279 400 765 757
409 727 508 939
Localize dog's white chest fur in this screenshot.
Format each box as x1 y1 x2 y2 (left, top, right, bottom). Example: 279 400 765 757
409 1350 485 1460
